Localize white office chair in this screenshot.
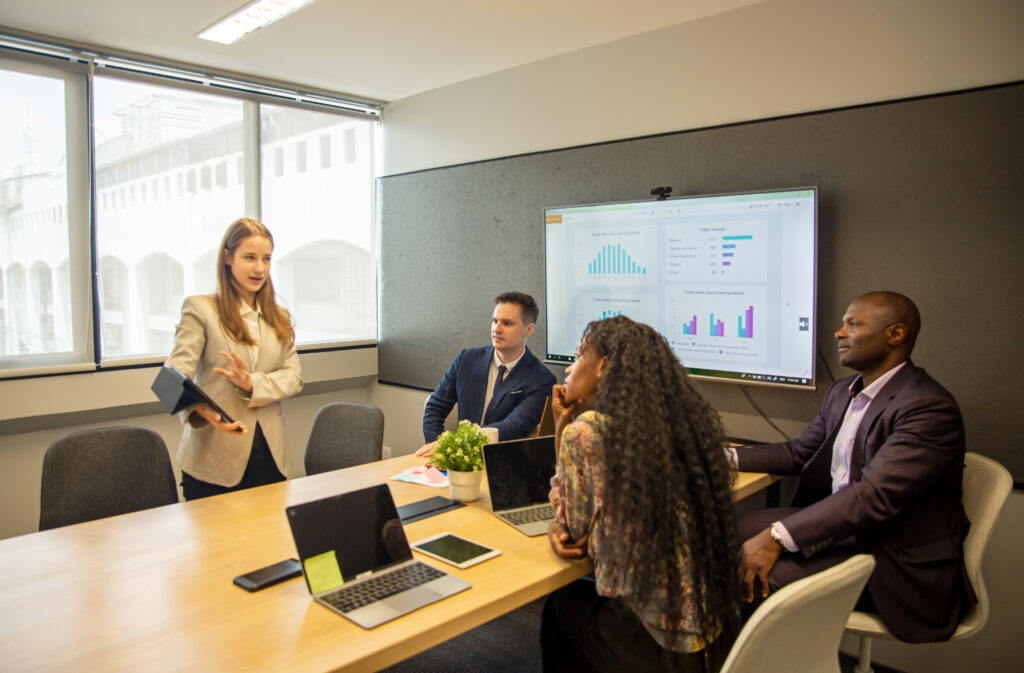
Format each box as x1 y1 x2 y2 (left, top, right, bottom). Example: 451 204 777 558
719 554 876 673
845 452 1012 673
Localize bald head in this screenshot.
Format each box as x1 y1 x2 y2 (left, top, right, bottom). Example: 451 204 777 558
855 291 921 355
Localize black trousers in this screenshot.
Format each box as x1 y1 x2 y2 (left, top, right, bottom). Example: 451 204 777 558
181 423 285 501
541 579 721 673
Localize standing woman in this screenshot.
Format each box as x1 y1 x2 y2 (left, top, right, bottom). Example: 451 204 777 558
543 316 740 673
167 218 302 501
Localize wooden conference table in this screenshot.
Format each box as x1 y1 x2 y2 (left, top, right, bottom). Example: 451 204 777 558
0 454 774 673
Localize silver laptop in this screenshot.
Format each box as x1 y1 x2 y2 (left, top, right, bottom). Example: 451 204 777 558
482 436 557 536
286 484 470 629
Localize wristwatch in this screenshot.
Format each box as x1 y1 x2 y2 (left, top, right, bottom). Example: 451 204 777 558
769 524 785 550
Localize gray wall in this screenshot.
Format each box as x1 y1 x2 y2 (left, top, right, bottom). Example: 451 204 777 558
379 82 1024 479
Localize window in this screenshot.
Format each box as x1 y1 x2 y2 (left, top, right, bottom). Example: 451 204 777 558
1 40 380 376
343 128 356 163
0 56 90 372
260 105 376 343
93 77 245 359
319 134 331 169
98 257 128 357
274 146 284 177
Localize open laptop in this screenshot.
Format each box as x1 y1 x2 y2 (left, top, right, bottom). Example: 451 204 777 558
482 436 557 536
286 484 470 629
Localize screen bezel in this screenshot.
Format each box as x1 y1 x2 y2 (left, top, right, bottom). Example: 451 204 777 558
543 186 818 391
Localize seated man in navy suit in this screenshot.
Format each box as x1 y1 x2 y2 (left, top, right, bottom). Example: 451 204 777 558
417 291 556 455
732 291 974 643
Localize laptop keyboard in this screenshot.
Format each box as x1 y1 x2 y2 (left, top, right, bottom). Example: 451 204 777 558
320 562 445 613
499 504 555 526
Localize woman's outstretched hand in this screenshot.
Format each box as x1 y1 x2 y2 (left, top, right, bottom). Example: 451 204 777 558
213 350 253 393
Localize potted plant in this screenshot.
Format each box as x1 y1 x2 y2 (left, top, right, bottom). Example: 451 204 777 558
432 420 488 502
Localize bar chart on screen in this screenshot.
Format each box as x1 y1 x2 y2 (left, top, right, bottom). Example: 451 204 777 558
571 293 658 343
574 227 658 286
665 220 767 283
666 286 767 367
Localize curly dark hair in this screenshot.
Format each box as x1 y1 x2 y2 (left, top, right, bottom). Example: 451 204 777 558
581 315 741 660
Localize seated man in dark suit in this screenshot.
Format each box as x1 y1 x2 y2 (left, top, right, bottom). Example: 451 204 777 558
733 291 975 643
417 291 556 455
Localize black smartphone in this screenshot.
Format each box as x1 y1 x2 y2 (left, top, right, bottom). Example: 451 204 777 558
233 558 303 592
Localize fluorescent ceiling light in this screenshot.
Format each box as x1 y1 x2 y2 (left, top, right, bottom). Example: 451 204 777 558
198 0 320 45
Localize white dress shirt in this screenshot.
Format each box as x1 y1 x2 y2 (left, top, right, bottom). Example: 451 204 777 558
481 350 523 424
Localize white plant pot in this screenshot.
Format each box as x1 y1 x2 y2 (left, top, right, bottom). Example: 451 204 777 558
448 469 483 502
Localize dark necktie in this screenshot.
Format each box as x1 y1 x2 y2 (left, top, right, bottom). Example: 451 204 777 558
494 364 507 392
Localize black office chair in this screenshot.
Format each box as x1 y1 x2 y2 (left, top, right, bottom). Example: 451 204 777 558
39 426 179 530
304 402 385 475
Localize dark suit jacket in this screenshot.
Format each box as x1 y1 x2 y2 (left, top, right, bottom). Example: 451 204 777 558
735 361 975 642
423 346 556 443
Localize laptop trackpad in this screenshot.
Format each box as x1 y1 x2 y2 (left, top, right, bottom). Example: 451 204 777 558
384 585 441 612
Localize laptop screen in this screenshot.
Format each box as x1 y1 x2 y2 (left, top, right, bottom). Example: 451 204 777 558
287 484 412 591
483 437 556 511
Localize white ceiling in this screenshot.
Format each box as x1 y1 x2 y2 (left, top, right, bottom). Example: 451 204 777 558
0 0 764 103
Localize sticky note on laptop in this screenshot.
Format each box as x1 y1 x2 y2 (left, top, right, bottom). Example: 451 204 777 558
303 550 343 594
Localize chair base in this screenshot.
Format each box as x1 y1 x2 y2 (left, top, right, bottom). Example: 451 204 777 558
855 635 874 673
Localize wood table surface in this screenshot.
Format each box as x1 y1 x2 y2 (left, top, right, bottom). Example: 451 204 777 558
0 454 774 673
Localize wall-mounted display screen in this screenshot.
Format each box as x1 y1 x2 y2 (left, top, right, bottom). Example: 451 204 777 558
544 187 817 389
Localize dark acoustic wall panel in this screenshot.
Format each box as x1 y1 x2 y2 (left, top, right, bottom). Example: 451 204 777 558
379 83 1024 480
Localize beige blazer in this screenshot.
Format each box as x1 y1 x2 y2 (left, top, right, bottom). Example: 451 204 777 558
166 295 303 486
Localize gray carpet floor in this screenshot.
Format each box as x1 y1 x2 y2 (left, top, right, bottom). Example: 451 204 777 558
377 597 907 673
378 598 545 673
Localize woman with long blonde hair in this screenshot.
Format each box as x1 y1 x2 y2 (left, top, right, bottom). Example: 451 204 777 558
166 218 302 500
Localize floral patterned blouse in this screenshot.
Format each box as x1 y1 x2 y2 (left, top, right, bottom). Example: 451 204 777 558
550 409 710 653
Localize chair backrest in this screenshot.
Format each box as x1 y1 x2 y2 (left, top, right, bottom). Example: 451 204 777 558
954 451 1013 637
422 397 459 436
720 554 876 673
304 402 385 475
536 396 555 437
39 426 179 531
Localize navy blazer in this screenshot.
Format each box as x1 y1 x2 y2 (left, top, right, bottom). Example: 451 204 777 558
423 346 556 443
736 361 975 642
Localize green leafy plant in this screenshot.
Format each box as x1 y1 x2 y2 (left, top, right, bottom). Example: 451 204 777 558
431 420 488 472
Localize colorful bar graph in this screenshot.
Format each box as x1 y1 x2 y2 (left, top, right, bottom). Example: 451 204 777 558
601 310 622 319
721 235 752 267
588 243 647 275
682 315 697 335
738 305 753 339
709 314 725 337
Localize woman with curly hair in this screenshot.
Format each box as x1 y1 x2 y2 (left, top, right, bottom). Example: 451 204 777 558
542 315 740 673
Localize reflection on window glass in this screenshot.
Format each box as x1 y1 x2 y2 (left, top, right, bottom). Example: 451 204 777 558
261 105 375 343
0 68 73 357
93 77 244 359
